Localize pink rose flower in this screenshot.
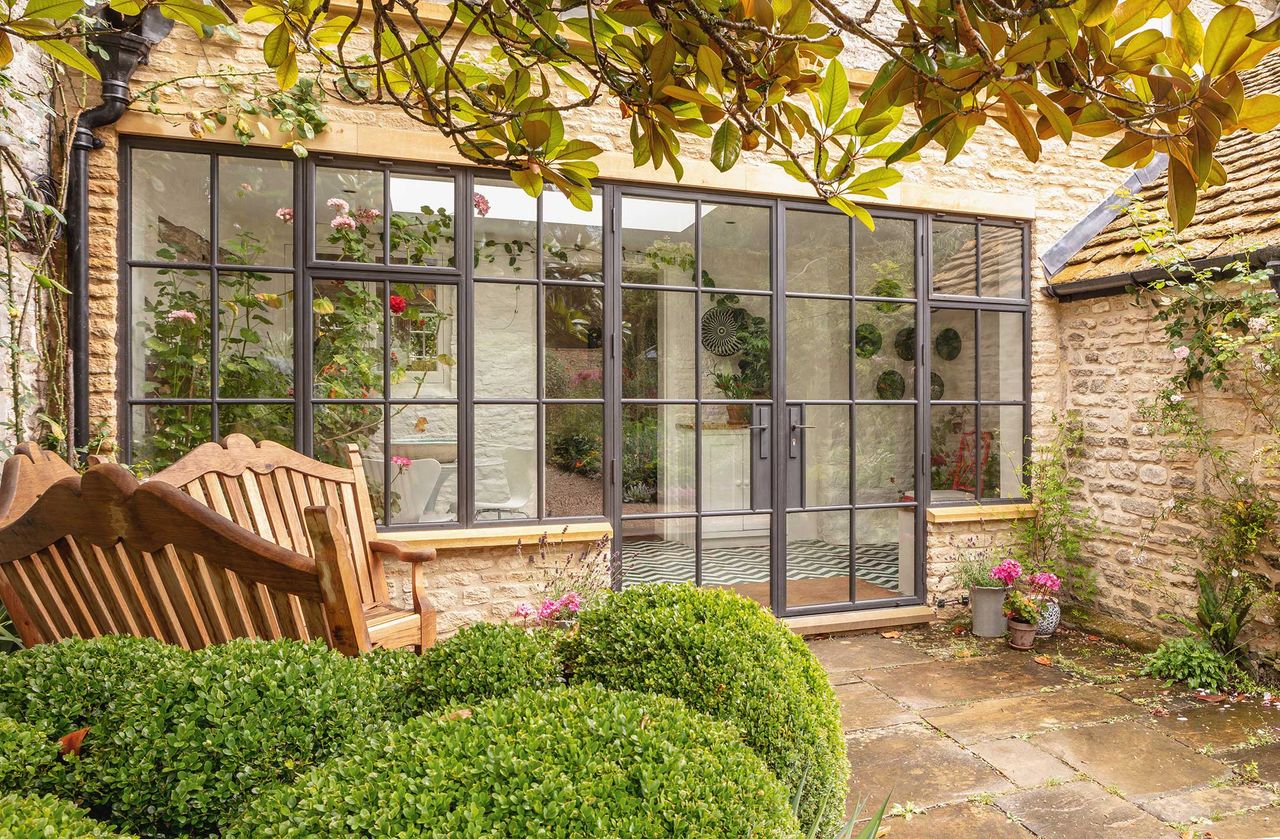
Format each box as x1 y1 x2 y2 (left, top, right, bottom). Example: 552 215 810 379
166 309 197 323
391 455 412 469
1172 346 1190 361
330 215 358 231
326 197 350 214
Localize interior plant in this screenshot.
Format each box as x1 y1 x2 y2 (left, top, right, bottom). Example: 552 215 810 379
955 552 1008 639
705 285 771 421
1004 590 1043 651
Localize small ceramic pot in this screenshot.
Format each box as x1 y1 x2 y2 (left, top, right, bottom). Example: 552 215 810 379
1007 620 1037 650
970 585 1009 638
1035 599 1062 639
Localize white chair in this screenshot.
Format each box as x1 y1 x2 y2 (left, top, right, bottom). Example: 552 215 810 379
365 456 451 524
475 446 535 519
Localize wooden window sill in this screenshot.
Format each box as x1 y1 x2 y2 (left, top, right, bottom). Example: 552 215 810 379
374 521 613 550
927 503 1036 524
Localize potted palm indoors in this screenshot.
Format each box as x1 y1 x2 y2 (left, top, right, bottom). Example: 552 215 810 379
956 553 1009 638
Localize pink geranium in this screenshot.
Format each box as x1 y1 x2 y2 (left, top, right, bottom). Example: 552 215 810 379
275 207 294 223
989 558 1023 587
473 191 490 217
166 309 197 323
391 455 412 469
355 207 382 225
326 197 350 214
330 215 358 231
1029 571 1062 596
513 602 534 619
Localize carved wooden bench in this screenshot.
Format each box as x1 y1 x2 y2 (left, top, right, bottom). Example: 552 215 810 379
0 442 78 527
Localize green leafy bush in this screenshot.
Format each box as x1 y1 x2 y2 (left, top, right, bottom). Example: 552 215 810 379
73 638 389 837
0 717 63 794
560 584 849 835
0 793 129 838
1143 636 1242 692
229 684 801 837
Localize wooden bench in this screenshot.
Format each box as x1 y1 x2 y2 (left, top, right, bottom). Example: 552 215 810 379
0 442 78 527
146 434 437 651
0 464 373 654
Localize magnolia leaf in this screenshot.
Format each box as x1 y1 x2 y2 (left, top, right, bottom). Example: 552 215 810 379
275 51 298 90
554 65 591 98
243 4 285 24
522 118 551 149
827 194 874 230
1167 155 1197 231
1077 0 1119 27
815 59 848 128
996 94 1041 162
34 39 100 78
1172 9 1205 63
710 120 742 172
0 33 12 69
1236 92 1280 131
263 23 291 67
847 165 903 196
1019 83 1073 142
1204 4 1256 76
1004 24 1066 65
19 0 86 22
1101 132 1154 167
312 297 335 315
1251 8 1280 41
511 167 544 197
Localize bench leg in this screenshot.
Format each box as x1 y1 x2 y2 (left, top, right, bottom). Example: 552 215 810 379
412 564 438 651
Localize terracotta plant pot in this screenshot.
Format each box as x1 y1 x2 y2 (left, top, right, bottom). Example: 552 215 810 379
1007 620 1037 650
969 585 1008 638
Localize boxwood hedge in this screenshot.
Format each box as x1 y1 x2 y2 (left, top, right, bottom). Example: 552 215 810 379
0 793 129 838
230 683 802 837
0 717 63 795
560 584 849 834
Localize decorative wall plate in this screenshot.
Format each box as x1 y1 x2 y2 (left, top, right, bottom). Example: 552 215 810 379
855 323 883 358
930 372 945 400
894 326 915 361
935 327 962 361
700 306 743 356
875 369 906 400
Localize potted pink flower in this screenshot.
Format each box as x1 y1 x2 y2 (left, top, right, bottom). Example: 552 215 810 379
1029 571 1063 638
1004 590 1043 650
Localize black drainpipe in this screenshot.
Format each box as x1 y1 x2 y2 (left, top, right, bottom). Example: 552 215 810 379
66 9 172 456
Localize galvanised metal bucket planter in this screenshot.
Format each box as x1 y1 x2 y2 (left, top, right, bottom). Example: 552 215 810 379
970 585 1009 638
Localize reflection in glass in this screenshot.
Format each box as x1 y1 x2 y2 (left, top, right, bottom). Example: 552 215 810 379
786 297 850 401
131 149 210 263
981 405 1026 500
474 282 535 398
378 404 459 524
389 174 455 267
701 203 770 291
544 187 603 281
855 404 914 504
545 285 603 398
701 292 770 400
856 507 913 598
930 404 977 501
218 404 294 448
703 514 771 607
314 167 384 262
313 403 385 520
929 307 975 401
474 405 537 519
855 301 915 400
218 272 293 399
931 220 977 296
388 283 458 399
856 216 916 298
473 178 536 278
219 157 294 267
621 197 696 285
797 404 851 507
545 404 603 517
622 288 696 399
700 405 768 511
980 225 1024 298
132 267 211 399
979 310 1024 401
131 404 211 471
787 510 852 609
786 210 849 295
622 404 696 515
622 517 696 586
312 280 384 399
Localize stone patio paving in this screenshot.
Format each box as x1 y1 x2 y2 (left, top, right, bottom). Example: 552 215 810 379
810 619 1280 838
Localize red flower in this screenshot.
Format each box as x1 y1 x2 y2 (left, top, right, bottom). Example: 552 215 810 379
389 294 407 314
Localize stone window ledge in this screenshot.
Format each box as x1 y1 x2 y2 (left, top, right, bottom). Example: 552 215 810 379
927 503 1036 524
374 520 613 551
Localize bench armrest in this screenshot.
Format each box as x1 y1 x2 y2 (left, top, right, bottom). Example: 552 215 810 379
369 540 437 564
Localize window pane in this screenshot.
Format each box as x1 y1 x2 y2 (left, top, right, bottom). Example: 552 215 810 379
473 178 536 278
544 187 603 282
702 292 770 400
546 403 603 517
545 285 603 398
981 405 1026 500
797 404 851 507
312 279 384 399
132 267 211 399
980 225 1024 298
855 301 915 401
621 197 695 285
622 517 695 586
131 404 211 471
385 404 459 523
622 288 695 399
389 283 458 399
218 404 293 448
929 308 975 401
786 210 849 295
855 507 914 599
700 405 769 511
786 297 849 400
217 272 293 399
930 405 976 502
314 167 383 262
131 149 210 263
702 203 770 291
389 174 455 267
979 310 1024 402
474 282 536 398
931 220 977 296
218 157 294 266
703 514 771 607
856 404 914 504
857 216 916 298
475 405 537 519
622 404 696 515
787 510 852 609
314 403 385 521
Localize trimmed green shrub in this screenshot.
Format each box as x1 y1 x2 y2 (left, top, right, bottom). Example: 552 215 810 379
1144 636 1243 692
74 638 389 837
0 792 129 838
0 717 63 794
560 584 849 834
0 636 185 736
409 621 563 715
230 684 801 837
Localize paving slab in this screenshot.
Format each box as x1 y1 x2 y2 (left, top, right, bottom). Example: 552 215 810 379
1227 742 1280 784
920 684 1139 744
969 737 1077 788
860 655 1071 710
996 781 1178 839
808 634 934 683
833 682 916 732
1037 634 1147 682
1196 804 1280 838
845 724 1013 810
1154 699 1280 753
1034 719 1232 799
1138 783 1276 823
879 803 1032 838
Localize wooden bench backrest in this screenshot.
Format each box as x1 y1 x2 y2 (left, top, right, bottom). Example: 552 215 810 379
147 434 386 607
0 464 368 655
0 443 78 527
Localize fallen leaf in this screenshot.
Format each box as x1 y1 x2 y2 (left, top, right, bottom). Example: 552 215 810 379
881 630 903 639
952 625 967 635
1151 707 1171 717
59 727 89 756
1194 694 1227 703
1033 655 1053 666
1086 635 1101 642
